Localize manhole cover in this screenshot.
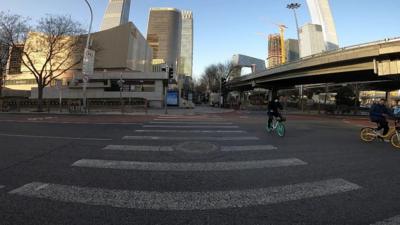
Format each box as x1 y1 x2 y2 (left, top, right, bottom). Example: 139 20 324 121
174 141 219 154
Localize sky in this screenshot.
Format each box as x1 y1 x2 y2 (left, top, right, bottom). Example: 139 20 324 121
2 0 400 79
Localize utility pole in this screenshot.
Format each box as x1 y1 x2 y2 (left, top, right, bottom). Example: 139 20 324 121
162 65 169 114
117 73 125 113
287 2 304 111
82 0 93 114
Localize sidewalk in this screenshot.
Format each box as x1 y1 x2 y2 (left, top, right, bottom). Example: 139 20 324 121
0 106 235 116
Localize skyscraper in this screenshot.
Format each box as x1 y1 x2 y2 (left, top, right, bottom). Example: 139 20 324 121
299 24 326 58
285 39 300 62
306 0 339 50
179 11 193 77
267 34 282 68
147 8 181 72
100 0 131 31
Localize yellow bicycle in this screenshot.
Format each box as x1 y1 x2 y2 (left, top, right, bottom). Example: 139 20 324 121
360 120 400 149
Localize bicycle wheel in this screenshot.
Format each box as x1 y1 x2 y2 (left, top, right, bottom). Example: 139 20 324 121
360 128 376 142
276 122 285 137
390 133 400 149
265 124 272 132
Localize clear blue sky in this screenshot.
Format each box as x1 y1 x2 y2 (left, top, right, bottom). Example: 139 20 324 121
2 0 400 79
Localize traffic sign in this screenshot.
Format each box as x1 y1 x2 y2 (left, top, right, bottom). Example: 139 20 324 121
83 75 89 83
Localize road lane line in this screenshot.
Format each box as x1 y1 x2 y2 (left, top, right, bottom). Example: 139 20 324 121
142 125 239 129
9 179 360 210
71 158 306 171
0 133 112 141
122 136 258 141
371 215 400 225
135 130 246 133
221 145 278 151
103 145 174 152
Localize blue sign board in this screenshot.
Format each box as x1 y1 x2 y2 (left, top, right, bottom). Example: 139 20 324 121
167 91 179 106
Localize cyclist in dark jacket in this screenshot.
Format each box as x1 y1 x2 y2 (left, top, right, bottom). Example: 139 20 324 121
268 98 283 129
370 99 392 136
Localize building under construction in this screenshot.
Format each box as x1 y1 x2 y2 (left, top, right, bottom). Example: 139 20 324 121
267 34 282 68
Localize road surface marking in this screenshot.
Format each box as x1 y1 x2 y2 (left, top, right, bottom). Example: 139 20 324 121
0 120 139 125
103 145 174 152
103 145 275 152
0 185 5 189
0 133 112 141
122 136 258 141
221 145 278 151
153 119 225 121
71 158 306 171
149 121 233 125
142 125 239 129
371 215 400 225
9 179 360 210
134 130 246 133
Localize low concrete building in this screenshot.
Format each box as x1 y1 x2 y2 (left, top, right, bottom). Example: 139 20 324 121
31 71 167 108
3 22 168 107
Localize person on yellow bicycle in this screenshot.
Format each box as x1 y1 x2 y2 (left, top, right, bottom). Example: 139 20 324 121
369 99 393 136
267 97 283 129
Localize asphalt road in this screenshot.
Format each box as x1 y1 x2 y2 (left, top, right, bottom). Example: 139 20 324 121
0 112 399 225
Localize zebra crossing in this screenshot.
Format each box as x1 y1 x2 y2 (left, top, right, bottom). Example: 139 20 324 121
8 114 363 212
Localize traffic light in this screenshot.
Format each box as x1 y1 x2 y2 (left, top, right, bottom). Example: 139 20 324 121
168 67 174 79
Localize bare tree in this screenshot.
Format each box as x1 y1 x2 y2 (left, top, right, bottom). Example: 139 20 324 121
0 43 9 97
0 12 85 111
0 12 29 97
198 61 234 93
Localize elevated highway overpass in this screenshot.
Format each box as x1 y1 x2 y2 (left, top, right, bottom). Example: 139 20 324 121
229 38 400 91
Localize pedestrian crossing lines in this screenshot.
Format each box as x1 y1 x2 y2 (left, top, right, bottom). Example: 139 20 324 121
10 179 360 211
8 113 363 212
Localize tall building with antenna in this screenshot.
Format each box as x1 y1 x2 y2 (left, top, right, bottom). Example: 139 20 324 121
306 0 339 50
100 0 131 31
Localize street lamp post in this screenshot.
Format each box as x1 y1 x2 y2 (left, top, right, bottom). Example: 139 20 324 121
82 0 93 114
287 2 304 111
117 74 125 114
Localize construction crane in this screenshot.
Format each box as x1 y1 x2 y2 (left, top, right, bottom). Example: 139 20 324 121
276 24 288 64
260 17 288 64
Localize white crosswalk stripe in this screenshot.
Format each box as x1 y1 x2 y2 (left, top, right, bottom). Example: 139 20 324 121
221 145 278 151
142 125 239 129
0 185 5 189
134 129 247 133
103 145 174 152
9 179 360 210
71 158 307 171
149 121 233 125
102 145 277 152
371 215 400 225
122 136 259 141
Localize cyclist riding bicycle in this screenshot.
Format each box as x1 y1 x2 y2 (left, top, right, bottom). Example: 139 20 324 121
369 99 393 136
268 97 283 129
